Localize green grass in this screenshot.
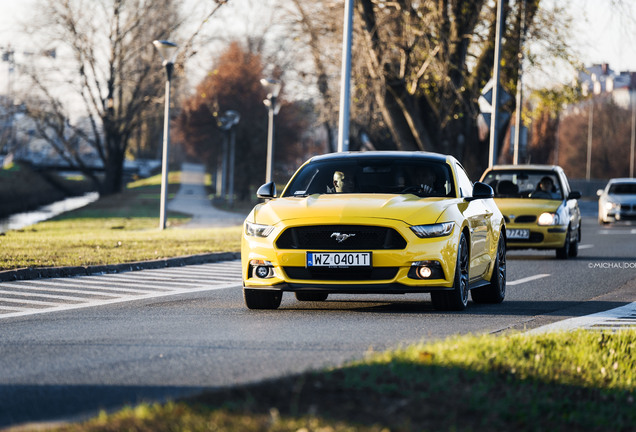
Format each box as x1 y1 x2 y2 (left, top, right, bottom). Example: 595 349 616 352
53 329 636 431
0 171 242 270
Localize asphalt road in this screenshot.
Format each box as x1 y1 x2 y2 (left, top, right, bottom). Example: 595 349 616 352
1 212 635 428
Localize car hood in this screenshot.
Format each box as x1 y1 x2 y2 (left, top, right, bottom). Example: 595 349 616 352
494 198 561 216
251 194 455 226
607 193 636 204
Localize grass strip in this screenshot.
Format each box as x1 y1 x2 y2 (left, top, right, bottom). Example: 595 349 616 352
0 172 242 271
55 329 636 432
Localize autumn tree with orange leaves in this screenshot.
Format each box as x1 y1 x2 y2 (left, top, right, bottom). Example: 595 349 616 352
174 41 314 200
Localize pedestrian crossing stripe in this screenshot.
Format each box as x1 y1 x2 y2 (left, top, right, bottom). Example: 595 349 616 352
0 260 242 319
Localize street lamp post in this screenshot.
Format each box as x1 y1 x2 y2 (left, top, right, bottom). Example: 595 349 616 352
153 40 178 230
261 78 281 184
217 110 240 207
488 0 504 168
337 0 353 153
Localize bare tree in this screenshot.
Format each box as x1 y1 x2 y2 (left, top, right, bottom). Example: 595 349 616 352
269 1 578 175
17 0 227 195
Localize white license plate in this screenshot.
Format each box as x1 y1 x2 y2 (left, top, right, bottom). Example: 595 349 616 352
508 229 530 240
307 252 371 267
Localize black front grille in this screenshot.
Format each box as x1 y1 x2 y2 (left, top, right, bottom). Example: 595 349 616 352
276 225 406 250
506 215 537 224
283 266 399 281
515 215 537 223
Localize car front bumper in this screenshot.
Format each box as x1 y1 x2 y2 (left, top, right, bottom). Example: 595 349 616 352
505 224 568 249
241 219 460 293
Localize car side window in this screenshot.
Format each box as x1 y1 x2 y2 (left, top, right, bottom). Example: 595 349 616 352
455 164 473 197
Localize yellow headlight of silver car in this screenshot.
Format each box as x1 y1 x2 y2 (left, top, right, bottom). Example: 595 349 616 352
242 151 506 312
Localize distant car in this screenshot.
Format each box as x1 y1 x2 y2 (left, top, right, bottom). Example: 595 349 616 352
241 151 507 311
480 165 581 259
597 178 636 224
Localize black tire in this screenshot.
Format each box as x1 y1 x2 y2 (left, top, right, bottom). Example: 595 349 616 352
431 233 469 311
568 228 579 258
243 288 282 310
295 291 329 302
556 229 571 259
471 235 506 304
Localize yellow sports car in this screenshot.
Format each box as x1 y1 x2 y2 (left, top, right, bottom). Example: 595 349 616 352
480 165 581 259
241 151 506 311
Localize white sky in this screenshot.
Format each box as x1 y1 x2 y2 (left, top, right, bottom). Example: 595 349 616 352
569 0 636 73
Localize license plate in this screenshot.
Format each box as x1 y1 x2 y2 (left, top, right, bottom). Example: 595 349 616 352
508 229 530 240
307 252 371 267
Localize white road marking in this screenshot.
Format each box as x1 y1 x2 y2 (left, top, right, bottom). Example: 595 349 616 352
0 283 121 298
529 302 636 333
0 283 239 319
578 244 594 250
0 260 242 320
599 229 636 235
507 274 550 286
0 289 92 302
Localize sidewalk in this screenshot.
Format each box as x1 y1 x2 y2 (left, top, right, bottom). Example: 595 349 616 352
168 162 247 228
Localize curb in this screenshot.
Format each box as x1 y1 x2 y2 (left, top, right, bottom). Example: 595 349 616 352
0 252 241 282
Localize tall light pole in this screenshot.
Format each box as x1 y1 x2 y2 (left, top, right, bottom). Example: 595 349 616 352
586 99 594 181
630 89 635 178
337 0 354 152
261 78 281 184
153 40 178 230
217 110 240 207
488 0 505 168
513 0 526 165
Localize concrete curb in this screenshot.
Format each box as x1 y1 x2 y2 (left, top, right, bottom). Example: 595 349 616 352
0 251 241 282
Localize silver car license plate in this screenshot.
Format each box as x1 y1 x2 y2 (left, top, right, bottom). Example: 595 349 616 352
307 252 371 267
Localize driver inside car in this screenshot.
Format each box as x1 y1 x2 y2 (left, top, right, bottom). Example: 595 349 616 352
331 170 354 193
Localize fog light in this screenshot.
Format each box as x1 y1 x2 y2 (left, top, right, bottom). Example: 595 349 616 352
249 259 275 279
417 266 432 279
255 266 271 278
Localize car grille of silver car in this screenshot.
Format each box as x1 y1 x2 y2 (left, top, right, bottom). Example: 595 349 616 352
275 225 407 250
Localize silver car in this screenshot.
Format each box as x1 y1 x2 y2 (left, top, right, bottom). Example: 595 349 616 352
597 178 636 224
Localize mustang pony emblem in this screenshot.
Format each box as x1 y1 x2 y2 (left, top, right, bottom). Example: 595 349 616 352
331 232 355 243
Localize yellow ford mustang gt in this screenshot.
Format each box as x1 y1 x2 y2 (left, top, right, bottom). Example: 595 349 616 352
242 151 506 311
480 165 582 259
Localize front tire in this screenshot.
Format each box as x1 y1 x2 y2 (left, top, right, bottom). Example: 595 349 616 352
568 227 580 258
243 288 282 310
471 235 506 304
431 233 469 311
556 228 571 259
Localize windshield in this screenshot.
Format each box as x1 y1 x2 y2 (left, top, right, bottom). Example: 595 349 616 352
608 182 636 195
482 170 563 200
281 157 456 198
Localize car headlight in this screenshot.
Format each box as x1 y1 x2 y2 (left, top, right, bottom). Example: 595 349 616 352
537 212 560 226
245 221 275 237
604 201 620 211
410 222 454 238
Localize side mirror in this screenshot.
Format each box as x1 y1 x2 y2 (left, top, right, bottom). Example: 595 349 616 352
466 182 494 201
257 182 277 199
568 191 581 200
596 189 604 197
